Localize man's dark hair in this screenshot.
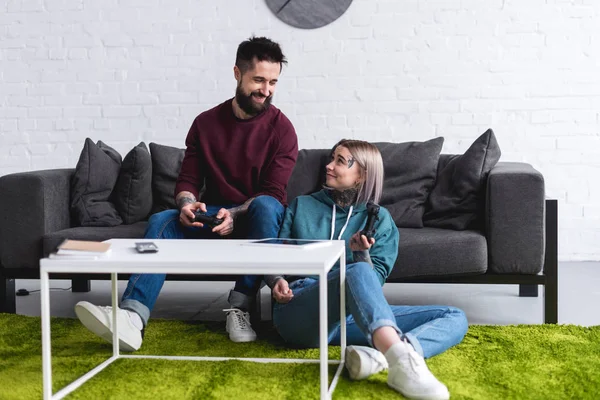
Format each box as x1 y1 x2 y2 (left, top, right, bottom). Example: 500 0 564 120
235 36 287 74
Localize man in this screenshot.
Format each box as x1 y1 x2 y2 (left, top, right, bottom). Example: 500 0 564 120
74 37 298 350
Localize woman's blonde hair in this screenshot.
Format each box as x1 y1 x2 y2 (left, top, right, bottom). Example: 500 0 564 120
331 139 384 204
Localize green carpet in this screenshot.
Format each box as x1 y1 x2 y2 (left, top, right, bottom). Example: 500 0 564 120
1 314 599 399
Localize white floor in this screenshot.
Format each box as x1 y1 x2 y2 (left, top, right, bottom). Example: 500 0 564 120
14 262 600 326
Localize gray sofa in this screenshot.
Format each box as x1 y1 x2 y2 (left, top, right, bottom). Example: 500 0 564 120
0 139 558 323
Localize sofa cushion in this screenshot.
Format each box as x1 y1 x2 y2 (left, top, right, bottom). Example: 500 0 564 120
113 142 153 224
97 140 122 165
70 138 123 227
386 227 488 280
42 222 148 257
375 138 444 228
149 143 185 214
423 129 501 230
286 149 330 204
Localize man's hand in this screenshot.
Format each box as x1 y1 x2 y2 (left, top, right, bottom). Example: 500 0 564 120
349 232 375 251
179 202 207 228
211 208 234 236
272 279 294 304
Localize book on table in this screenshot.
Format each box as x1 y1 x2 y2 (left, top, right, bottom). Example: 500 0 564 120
51 240 112 259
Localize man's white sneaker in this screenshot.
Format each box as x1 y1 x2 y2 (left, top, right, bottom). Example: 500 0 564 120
74 301 143 352
386 340 450 400
224 308 257 342
345 345 388 380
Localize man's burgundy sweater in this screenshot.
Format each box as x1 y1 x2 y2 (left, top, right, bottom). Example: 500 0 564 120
175 99 298 206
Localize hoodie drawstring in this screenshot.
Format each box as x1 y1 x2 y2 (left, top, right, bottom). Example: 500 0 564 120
330 204 353 241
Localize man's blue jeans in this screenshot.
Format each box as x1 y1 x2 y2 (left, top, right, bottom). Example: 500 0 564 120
272 262 468 358
121 195 284 326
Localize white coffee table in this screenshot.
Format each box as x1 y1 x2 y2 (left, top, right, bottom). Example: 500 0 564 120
40 238 347 400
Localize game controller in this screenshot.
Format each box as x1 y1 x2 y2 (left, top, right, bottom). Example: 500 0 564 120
193 210 224 228
360 202 380 240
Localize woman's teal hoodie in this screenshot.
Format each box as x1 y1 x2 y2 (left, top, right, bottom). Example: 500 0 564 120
279 189 399 285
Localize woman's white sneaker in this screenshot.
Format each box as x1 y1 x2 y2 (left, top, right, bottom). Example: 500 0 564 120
74 301 143 352
345 345 389 380
385 341 450 400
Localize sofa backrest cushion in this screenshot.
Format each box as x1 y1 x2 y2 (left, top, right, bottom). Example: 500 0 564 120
424 128 501 230
70 138 123 227
112 142 153 225
149 142 186 214
286 148 331 204
375 138 445 228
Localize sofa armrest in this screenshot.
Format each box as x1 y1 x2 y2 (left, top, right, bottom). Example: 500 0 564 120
0 169 74 270
486 162 545 274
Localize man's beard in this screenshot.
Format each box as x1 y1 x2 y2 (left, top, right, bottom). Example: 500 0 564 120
235 85 272 117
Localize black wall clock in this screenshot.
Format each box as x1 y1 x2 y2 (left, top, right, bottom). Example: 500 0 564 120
266 0 354 29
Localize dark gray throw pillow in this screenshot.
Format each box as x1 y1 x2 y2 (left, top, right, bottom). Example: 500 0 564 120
149 142 185 214
113 142 153 224
286 149 330 204
71 138 123 227
97 140 122 165
423 128 501 230
375 138 445 228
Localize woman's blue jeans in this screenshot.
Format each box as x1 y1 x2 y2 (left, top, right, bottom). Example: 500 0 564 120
272 262 468 358
121 195 284 326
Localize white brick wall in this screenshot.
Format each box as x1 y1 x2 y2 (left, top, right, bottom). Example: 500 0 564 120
1 0 598 260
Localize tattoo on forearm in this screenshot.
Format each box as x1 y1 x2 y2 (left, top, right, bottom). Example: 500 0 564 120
176 193 197 210
228 197 255 219
264 275 284 289
353 250 373 267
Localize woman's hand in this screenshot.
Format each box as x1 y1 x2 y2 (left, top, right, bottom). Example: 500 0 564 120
350 232 375 251
272 279 294 304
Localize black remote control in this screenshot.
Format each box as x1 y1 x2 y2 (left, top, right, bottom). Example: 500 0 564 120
193 210 224 228
360 202 380 240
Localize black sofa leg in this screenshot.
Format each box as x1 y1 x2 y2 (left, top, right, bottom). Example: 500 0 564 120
543 199 559 324
519 284 538 297
72 278 91 293
544 280 558 324
1 277 16 314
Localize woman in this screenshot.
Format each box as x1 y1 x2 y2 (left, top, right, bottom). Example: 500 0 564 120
265 140 468 400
